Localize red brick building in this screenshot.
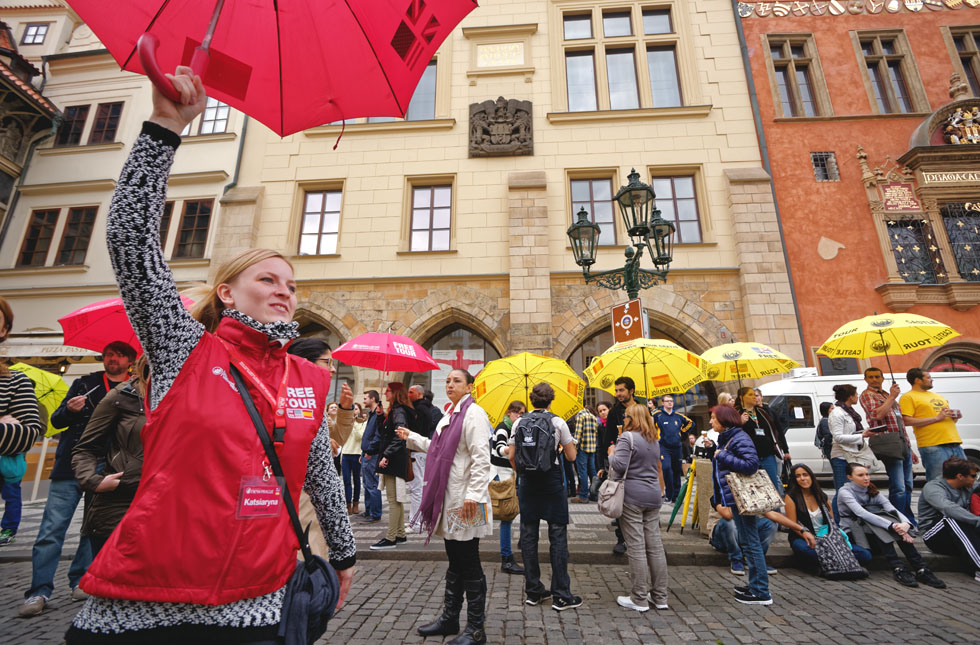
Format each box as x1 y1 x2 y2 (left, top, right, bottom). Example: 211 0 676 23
738 1 980 375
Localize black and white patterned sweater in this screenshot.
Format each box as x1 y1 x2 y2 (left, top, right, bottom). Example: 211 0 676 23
71 122 356 636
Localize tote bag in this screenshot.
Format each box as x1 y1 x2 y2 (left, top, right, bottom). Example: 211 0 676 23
724 470 782 515
488 476 519 522
597 433 634 519
815 524 869 580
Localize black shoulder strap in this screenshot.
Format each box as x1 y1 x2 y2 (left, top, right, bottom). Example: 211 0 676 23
230 366 316 566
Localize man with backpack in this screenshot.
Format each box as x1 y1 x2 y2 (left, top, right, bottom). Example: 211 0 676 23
507 383 583 611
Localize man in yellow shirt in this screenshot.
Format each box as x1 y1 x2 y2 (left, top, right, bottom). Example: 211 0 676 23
899 368 965 481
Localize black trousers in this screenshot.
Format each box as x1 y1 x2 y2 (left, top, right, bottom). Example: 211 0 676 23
866 530 926 570
445 538 483 579
923 517 980 572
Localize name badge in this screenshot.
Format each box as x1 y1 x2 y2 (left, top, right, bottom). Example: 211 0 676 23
237 476 284 519
755 427 765 436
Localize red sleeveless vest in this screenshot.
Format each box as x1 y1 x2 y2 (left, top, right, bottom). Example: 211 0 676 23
80 318 328 605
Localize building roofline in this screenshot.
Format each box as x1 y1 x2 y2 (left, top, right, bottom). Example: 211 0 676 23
42 47 109 63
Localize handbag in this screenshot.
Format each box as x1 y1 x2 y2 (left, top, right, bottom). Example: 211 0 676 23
814 522 869 580
868 432 906 461
597 432 634 519
725 469 782 515
231 367 341 645
488 476 519 522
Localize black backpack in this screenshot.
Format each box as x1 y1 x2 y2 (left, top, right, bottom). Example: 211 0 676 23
514 410 557 475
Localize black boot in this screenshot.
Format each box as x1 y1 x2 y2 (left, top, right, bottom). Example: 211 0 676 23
448 575 487 645
418 570 463 636
500 554 524 575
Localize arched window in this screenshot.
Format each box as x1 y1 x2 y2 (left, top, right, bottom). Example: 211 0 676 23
409 323 501 412
926 343 980 373
295 316 355 404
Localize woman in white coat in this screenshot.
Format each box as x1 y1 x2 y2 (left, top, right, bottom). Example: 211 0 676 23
396 368 492 645
828 383 876 520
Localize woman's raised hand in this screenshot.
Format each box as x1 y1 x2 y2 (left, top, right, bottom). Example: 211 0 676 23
395 426 410 440
339 383 354 409
149 65 207 135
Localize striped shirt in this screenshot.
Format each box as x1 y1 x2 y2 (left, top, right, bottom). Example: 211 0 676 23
0 370 42 455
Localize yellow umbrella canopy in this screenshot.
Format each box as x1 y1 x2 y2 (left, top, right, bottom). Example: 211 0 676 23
586 338 708 399
9 363 69 437
473 352 585 427
701 342 801 382
817 313 960 359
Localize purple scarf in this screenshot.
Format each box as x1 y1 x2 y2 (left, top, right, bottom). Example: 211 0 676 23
413 395 474 543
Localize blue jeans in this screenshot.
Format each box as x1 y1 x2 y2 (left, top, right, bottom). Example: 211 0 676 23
883 452 916 525
1 478 22 532
25 479 93 598
759 454 782 493
519 518 572 602
732 512 770 599
830 457 849 522
341 454 361 505
360 454 382 520
790 535 872 566
919 443 966 482
660 444 682 501
575 452 596 500
493 474 515 557
710 516 775 564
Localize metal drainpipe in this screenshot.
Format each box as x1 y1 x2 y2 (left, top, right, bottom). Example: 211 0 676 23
223 114 249 194
730 0 809 364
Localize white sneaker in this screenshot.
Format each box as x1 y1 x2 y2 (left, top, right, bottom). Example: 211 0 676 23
974 571 980 583
617 595 649 612
647 593 668 609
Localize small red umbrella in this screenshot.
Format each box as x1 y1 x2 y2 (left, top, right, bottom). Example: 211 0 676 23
333 332 438 373
59 295 195 355
64 0 478 137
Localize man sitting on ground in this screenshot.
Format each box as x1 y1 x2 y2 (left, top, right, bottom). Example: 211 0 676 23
919 457 980 583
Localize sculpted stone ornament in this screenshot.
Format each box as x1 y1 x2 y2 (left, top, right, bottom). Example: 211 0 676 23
469 97 532 157
943 105 980 145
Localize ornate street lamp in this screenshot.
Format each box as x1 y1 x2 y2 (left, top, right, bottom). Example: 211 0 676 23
566 168 675 300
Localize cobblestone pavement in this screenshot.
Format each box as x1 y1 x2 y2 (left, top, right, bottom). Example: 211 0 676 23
2 558 978 644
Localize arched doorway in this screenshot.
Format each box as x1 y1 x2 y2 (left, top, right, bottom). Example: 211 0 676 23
926 342 980 373
566 325 715 431
408 323 501 412
295 314 355 404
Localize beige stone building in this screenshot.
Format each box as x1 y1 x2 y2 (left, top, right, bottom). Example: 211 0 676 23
0 0 804 420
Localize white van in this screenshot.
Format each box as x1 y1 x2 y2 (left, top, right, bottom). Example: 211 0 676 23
759 369 980 476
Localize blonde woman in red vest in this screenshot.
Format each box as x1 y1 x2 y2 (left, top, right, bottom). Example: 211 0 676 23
65 67 355 644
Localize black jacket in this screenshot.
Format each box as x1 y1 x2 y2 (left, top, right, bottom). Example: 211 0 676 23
412 398 443 438
599 400 629 471
737 404 789 460
375 404 411 479
50 371 122 481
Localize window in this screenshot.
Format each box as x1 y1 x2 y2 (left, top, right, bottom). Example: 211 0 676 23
410 185 451 252
21 23 48 45
200 98 230 134
560 6 682 112
570 178 616 245
160 201 174 243
941 203 980 281
816 356 860 377
859 34 916 114
408 324 501 411
887 218 940 284
56 206 97 265
17 209 59 266
952 28 980 97
88 102 123 144
767 395 814 428
810 152 840 182
54 106 89 147
767 37 820 117
405 61 437 121
299 190 342 255
173 199 213 259
652 175 701 243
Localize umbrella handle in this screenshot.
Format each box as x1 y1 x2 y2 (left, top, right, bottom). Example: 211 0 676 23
137 33 211 104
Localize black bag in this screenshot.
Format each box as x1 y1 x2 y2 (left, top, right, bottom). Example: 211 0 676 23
514 409 557 475
868 432 906 461
815 524 869 581
231 367 340 645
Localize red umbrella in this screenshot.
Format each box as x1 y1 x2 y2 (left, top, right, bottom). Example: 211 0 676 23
333 332 438 373
64 0 478 137
59 295 195 355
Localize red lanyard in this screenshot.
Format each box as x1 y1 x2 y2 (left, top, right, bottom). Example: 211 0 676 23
217 338 291 437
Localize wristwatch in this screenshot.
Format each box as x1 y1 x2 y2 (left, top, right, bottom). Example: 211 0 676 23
798 526 810 534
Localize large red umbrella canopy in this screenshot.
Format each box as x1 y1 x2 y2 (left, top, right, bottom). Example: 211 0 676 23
333 332 438 373
65 0 478 136
59 295 195 355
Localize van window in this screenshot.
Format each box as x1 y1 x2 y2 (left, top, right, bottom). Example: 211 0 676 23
768 395 814 429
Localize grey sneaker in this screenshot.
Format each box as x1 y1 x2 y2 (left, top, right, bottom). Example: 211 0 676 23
71 586 89 602
18 595 47 617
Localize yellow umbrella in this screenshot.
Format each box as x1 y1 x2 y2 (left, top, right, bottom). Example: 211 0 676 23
817 313 960 380
9 363 69 437
473 352 585 427
701 342 801 388
586 338 707 399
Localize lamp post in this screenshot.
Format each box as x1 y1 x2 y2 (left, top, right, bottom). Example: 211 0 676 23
566 168 675 300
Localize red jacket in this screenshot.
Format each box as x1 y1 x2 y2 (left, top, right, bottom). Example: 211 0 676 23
80 318 328 605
